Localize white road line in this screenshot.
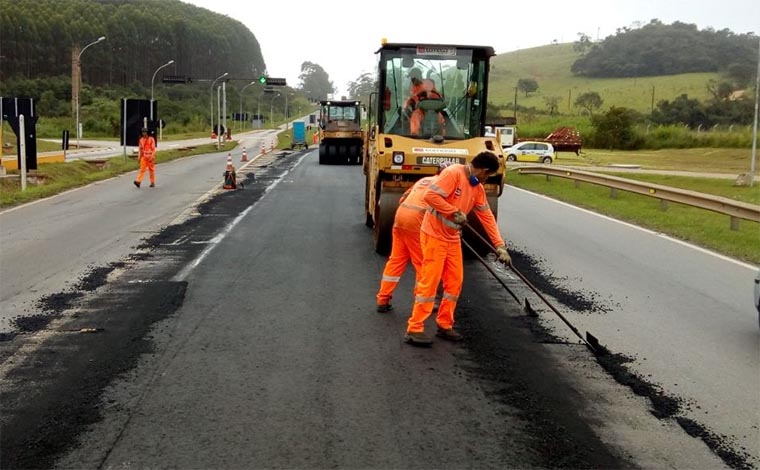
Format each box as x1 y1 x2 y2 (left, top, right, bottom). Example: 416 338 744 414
507 185 758 270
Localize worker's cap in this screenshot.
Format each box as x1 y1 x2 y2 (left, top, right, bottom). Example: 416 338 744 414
436 161 453 174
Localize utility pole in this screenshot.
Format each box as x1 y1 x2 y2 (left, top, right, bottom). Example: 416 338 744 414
749 36 759 187
513 86 518 119
222 81 227 142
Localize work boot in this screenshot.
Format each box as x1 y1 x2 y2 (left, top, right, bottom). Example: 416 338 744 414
133 181 140 188
149 183 155 187
377 303 393 313
436 327 463 342
404 331 433 347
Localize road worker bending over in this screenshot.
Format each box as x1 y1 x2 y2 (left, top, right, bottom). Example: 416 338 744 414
133 127 156 188
376 162 452 313
404 151 511 346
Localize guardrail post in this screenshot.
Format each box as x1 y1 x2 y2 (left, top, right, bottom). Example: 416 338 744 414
610 188 618 199
660 199 668 211
574 180 580 188
730 217 739 231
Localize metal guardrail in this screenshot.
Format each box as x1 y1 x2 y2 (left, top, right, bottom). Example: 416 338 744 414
514 166 760 230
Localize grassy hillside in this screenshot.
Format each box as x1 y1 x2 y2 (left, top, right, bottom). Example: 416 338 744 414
489 43 721 114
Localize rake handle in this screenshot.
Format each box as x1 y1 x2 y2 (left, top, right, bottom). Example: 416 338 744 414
463 225 594 351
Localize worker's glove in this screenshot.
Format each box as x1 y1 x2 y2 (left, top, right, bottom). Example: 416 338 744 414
495 246 511 266
452 210 467 226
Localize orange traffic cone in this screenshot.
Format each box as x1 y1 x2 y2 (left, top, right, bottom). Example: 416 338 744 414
223 153 237 190
211 131 217 140
241 147 248 162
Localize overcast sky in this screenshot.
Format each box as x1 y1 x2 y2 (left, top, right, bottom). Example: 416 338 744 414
182 0 759 96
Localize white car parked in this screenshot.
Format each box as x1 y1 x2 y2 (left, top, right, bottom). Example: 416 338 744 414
504 141 555 164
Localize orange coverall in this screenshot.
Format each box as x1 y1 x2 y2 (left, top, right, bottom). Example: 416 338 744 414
135 135 157 185
404 79 445 135
376 176 436 306
406 164 505 334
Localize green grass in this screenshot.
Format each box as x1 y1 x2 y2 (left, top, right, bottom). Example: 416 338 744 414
490 43 721 115
0 142 236 207
506 172 760 264
552 147 758 174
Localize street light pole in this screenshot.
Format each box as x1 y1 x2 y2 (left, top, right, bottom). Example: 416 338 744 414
239 81 256 132
257 91 263 129
210 72 228 136
750 36 759 187
75 35 105 149
270 93 280 130
150 59 174 121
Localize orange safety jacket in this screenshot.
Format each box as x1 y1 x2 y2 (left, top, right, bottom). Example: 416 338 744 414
394 176 435 231
420 164 504 247
138 136 156 160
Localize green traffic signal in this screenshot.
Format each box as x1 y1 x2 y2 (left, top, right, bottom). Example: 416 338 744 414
258 75 267 84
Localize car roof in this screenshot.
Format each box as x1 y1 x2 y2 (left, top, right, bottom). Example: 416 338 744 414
509 141 554 148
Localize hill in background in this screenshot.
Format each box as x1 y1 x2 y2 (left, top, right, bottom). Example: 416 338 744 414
489 43 720 115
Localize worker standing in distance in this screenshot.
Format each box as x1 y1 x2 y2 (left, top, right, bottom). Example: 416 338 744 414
134 127 156 188
404 151 511 346
376 162 452 313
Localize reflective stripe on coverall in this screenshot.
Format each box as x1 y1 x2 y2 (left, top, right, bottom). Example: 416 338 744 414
376 176 435 305
406 164 505 333
135 136 157 184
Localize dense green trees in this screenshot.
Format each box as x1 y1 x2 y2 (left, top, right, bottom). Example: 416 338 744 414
0 0 266 88
572 20 758 78
298 62 334 102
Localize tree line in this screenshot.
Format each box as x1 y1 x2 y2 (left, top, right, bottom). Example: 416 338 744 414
572 20 758 83
0 0 266 90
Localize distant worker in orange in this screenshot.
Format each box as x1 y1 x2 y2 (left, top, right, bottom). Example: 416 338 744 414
134 127 156 188
404 68 445 135
404 151 511 346
376 162 452 313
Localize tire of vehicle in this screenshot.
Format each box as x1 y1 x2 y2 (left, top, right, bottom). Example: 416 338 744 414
507 155 516 162
319 144 327 164
542 156 553 164
338 144 348 164
364 175 374 228
373 190 397 255
349 145 361 165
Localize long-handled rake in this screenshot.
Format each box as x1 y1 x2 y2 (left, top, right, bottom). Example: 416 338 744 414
463 225 605 356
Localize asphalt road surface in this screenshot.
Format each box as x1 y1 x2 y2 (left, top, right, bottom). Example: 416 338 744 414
0 147 752 469
0 129 280 333
500 185 759 468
